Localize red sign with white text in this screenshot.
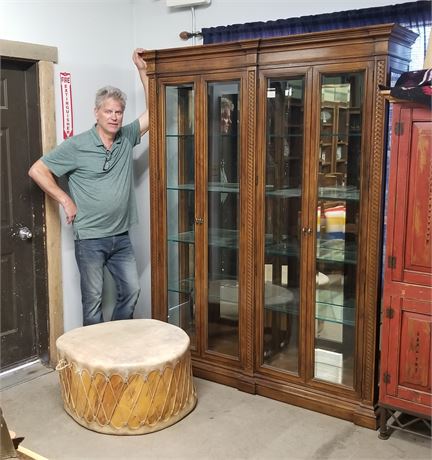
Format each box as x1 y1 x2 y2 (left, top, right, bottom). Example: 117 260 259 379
60 72 74 139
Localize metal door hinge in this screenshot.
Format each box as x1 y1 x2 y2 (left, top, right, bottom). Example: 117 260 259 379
388 255 396 269
385 307 394 319
394 122 404 136
383 372 391 384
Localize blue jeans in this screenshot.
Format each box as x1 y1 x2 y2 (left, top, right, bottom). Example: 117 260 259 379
74 233 140 326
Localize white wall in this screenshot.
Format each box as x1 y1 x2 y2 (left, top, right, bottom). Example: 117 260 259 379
0 0 139 329
0 0 416 331
133 0 414 49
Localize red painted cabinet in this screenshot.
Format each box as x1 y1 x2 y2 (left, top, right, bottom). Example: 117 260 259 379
379 103 432 436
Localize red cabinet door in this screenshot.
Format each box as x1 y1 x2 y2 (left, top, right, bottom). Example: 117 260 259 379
381 295 432 413
386 105 432 287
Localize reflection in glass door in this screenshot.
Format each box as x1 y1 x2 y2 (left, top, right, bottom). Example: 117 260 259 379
207 81 240 357
165 84 196 348
263 77 305 373
315 73 363 386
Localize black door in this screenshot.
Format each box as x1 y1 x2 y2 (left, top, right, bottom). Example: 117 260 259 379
1 58 48 370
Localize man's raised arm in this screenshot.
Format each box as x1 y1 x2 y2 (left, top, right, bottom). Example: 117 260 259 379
132 48 149 136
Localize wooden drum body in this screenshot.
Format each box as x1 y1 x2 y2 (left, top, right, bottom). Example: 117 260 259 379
56 319 197 435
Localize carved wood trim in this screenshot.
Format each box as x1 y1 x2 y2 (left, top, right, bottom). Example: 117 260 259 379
244 69 257 373
148 77 163 319
363 59 387 401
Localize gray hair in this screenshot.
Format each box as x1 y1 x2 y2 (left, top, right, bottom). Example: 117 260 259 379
95 86 127 110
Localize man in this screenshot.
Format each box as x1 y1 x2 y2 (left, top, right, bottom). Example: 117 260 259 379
29 49 149 326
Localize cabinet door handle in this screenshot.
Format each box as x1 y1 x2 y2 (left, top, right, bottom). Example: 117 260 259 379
302 227 307 234
195 217 204 225
307 227 313 235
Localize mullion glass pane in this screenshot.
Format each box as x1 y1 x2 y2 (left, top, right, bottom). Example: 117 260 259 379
263 77 305 373
165 85 196 348
315 73 363 386
207 82 240 357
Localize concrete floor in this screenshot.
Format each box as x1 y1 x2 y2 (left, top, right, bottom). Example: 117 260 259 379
0 363 430 460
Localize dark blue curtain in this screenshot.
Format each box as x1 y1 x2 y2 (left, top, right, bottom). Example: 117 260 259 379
202 1 432 44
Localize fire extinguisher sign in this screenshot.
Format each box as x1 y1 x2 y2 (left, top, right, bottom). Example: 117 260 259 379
60 72 74 139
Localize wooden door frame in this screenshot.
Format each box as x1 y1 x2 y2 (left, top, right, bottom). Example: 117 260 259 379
0 39 63 366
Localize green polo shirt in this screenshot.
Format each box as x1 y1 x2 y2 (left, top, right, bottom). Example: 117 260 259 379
42 120 141 239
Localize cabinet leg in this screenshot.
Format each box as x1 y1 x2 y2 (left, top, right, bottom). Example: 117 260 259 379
378 407 391 440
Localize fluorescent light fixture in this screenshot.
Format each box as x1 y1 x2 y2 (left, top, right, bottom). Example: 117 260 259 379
167 0 211 7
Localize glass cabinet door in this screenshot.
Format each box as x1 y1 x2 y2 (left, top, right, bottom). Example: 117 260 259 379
165 84 196 348
315 72 363 387
263 76 305 373
207 81 240 357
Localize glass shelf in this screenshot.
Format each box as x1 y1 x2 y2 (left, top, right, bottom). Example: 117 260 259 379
208 279 299 315
318 186 360 201
167 301 194 327
166 133 194 138
169 277 300 317
320 132 350 137
208 132 239 139
168 231 195 244
207 229 238 248
265 236 301 257
168 228 239 249
168 277 194 295
168 275 356 325
264 286 299 315
167 183 195 191
167 182 241 193
208 182 240 193
317 240 357 264
315 296 355 326
168 302 187 315
268 133 304 139
265 187 302 198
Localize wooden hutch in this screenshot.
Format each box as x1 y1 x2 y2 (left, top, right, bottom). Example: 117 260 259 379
378 99 432 438
145 24 417 428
